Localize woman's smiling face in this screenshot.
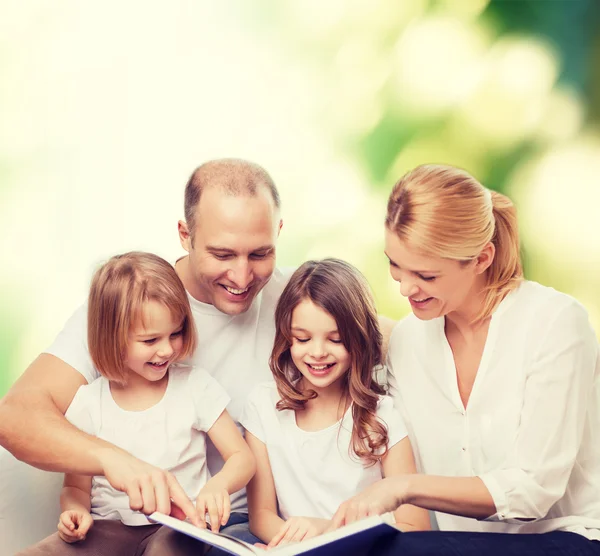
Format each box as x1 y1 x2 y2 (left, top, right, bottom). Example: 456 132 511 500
384 227 484 321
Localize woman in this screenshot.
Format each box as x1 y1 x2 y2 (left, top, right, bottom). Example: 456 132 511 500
333 164 600 555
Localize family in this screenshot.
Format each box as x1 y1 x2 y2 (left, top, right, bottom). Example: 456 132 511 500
1 159 599 555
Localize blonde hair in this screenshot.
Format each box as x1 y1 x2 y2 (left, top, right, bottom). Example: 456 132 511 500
88 252 197 384
271 259 388 467
385 164 523 322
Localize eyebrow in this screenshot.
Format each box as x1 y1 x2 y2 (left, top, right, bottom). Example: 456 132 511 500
291 326 340 334
384 253 441 274
206 245 274 254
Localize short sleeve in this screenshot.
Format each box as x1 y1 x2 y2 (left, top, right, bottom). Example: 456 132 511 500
44 304 99 384
189 368 231 432
64 381 101 435
239 384 270 443
377 395 408 448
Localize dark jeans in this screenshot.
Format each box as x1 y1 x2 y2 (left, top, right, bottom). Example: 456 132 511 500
369 530 600 556
206 512 261 554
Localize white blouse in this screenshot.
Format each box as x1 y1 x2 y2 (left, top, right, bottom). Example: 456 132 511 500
387 281 600 539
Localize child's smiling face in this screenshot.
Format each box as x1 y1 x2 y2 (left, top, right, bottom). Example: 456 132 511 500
124 300 184 386
289 298 351 394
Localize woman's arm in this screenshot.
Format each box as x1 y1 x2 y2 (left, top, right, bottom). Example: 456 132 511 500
381 437 430 531
245 430 286 543
202 410 256 530
331 473 495 527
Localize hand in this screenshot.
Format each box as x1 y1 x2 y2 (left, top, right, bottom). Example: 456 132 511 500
57 510 93 543
195 483 231 533
268 516 329 548
330 476 407 529
99 446 200 525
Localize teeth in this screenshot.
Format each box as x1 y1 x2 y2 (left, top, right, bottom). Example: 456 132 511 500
308 363 333 370
224 286 249 295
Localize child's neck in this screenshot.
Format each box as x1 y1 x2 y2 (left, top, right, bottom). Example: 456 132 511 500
109 372 169 412
295 379 349 433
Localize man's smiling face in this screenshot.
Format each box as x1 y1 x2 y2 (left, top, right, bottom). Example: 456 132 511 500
182 186 282 315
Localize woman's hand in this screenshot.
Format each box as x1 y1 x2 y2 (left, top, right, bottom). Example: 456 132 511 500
330 476 408 529
57 510 94 543
268 516 330 548
195 483 231 532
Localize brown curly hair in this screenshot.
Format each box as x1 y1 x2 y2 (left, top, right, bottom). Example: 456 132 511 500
270 258 389 466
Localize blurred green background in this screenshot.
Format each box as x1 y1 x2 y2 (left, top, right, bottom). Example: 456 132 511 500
2 0 600 397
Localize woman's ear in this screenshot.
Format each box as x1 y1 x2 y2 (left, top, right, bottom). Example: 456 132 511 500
474 242 495 275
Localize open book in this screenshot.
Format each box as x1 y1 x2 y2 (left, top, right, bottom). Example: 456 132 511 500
149 511 399 555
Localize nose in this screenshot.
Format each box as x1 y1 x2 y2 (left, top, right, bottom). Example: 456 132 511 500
156 338 175 358
309 339 328 359
227 258 254 289
399 277 419 299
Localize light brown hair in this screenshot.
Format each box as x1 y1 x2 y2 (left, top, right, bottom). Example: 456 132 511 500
385 164 523 321
271 258 388 466
88 252 197 384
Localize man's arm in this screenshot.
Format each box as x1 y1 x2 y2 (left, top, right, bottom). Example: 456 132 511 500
0 354 199 523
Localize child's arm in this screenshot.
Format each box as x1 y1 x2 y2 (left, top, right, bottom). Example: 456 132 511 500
58 473 93 543
201 410 256 532
382 437 431 531
245 430 286 543
245 431 331 547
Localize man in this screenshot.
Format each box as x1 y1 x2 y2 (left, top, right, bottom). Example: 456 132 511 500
0 159 290 545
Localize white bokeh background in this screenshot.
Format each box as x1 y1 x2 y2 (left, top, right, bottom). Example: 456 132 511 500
2 0 599 393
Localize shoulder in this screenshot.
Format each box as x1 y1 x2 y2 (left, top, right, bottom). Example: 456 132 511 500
261 267 295 302
247 380 279 406
172 364 224 391
506 281 593 333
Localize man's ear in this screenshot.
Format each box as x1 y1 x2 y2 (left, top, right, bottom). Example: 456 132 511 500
474 242 495 275
178 220 192 253
277 219 283 237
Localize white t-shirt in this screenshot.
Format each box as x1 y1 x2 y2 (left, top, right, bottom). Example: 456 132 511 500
240 381 408 520
65 365 229 526
46 266 294 513
387 280 600 539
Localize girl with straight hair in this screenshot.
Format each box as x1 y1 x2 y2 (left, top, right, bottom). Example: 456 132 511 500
331 164 600 555
18 251 255 556
241 258 430 548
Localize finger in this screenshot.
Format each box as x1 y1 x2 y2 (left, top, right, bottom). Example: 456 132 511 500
139 476 157 515
206 497 220 533
126 481 144 512
221 492 231 526
58 521 79 540
291 524 309 544
344 503 358 526
325 502 347 533
268 521 291 548
153 470 171 515
59 513 76 530
211 494 225 532
280 522 301 546
195 498 207 529
170 501 187 521
167 474 200 526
